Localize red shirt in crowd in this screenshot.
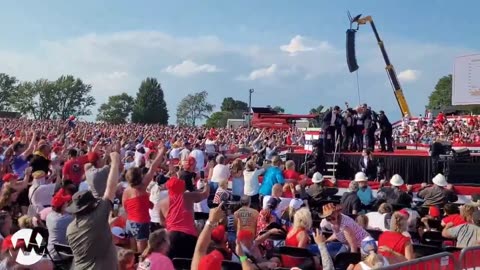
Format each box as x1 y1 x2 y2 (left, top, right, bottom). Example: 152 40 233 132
442 214 466 227
378 231 411 258
283 170 300 198
62 155 89 185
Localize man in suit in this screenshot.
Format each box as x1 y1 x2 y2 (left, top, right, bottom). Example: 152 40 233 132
322 106 342 153
360 104 375 151
359 149 376 180
378 110 393 152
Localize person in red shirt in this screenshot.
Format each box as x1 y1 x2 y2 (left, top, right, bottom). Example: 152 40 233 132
282 160 302 198
62 149 89 185
441 203 466 227
378 211 414 262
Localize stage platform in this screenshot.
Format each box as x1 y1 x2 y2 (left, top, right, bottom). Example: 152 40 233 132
286 149 480 185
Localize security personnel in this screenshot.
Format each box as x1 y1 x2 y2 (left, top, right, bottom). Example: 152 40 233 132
377 110 393 152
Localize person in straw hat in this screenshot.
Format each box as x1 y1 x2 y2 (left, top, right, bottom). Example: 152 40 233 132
417 173 458 208
355 172 375 211
320 203 372 257
377 174 412 208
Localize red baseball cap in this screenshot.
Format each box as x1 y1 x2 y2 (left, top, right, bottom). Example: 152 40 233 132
429 206 441 218
2 235 25 252
87 152 100 163
211 225 226 244
398 209 410 218
198 250 224 270
51 189 72 209
2 173 18 183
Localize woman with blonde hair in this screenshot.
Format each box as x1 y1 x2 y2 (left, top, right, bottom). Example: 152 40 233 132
243 156 265 209
348 240 390 270
282 207 312 268
137 229 174 270
230 158 245 197
377 210 414 262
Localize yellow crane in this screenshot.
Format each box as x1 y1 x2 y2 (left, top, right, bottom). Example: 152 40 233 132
347 13 412 117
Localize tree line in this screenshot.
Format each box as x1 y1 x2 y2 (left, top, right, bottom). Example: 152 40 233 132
0 71 470 126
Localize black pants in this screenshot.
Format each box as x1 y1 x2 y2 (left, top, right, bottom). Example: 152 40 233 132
354 125 364 151
324 126 339 153
342 126 354 151
168 231 197 259
380 129 393 151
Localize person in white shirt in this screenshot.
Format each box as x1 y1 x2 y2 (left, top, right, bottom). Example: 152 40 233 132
168 142 181 159
189 144 205 173
204 137 217 157
148 175 168 231
243 157 265 209
365 203 392 231
134 144 145 167
179 142 191 162
210 155 230 192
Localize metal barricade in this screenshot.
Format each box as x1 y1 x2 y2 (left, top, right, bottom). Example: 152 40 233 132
459 245 480 270
378 252 457 270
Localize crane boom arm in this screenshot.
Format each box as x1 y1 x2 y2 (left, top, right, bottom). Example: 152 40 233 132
357 16 412 117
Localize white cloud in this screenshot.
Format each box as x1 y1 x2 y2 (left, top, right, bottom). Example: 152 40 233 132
398 69 420 82
163 60 220 77
280 35 314 55
239 64 277 81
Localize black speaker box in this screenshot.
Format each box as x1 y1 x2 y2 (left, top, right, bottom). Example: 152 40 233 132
346 29 359 72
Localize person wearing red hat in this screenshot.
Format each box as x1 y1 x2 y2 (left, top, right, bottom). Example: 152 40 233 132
179 156 196 192
85 142 111 198
63 148 89 186
46 188 74 261
158 176 210 260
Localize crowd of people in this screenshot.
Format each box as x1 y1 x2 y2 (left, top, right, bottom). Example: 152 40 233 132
0 115 478 270
394 111 480 145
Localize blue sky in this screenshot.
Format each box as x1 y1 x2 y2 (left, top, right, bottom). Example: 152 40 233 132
1 1 478 123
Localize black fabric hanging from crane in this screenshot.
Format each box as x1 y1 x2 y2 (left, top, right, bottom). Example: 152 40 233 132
346 29 359 73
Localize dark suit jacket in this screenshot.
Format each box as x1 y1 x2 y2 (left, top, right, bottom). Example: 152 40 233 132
322 111 342 129
359 157 377 179
360 109 373 129
378 114 392 130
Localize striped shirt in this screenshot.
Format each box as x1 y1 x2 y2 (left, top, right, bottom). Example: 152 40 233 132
332 214 370 247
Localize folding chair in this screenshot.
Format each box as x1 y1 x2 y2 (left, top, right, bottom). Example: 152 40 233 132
366 229 382 241
333 252 361 270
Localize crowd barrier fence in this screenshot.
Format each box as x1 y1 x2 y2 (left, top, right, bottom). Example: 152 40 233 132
458 245 480 270
378 252 457 270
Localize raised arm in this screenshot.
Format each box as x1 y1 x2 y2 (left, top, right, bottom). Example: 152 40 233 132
21 131 37 158
103 151 121 202
142 146 166 186
191 203 224 270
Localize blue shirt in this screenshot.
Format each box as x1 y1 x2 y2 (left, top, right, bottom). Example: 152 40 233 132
12 155 28 179
259 166 285 196
357 186 374 206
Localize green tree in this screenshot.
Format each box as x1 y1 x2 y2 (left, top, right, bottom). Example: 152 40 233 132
132 78 169 124
176 90 214 126
12 79 56 120
221 97 248 112
427 74 480 114
427 75 453 110
308 105 325 127
205 111 233 128
0 73 17 111
12 76 95 120
52 75 96 119
97 93 135 124
271 106 285 113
